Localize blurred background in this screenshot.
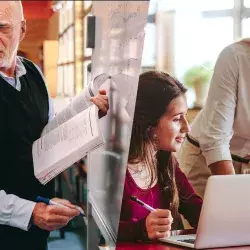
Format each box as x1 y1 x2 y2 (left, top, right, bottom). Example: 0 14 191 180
142 0 250 114
21 0 250 118
19 0 250 249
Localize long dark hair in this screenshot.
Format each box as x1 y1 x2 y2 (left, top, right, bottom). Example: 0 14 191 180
128 70 187 217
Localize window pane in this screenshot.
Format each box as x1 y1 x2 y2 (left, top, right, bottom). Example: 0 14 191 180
199 17 234 63
175 17 233 78
64 65 75 97
68 27 74 62
198 0 234 11
157 0 176 12
244 0 250 7
174 15 233 108
156 0 234 12
242 18 250 38
141 23 156 67
57 66 63 96
148 0 158 14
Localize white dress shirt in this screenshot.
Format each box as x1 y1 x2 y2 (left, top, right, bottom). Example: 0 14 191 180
190 42 250 166
0 57 54 231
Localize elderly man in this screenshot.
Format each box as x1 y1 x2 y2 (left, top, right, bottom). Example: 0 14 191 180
0 1 108 250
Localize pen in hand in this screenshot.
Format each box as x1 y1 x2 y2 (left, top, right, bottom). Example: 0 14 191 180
130 196 173 224
130 196 173 212
130 196 156 212
36 196 85 217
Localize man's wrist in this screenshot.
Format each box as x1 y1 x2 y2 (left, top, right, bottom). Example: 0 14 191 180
209 160 235 175
9 198 36 231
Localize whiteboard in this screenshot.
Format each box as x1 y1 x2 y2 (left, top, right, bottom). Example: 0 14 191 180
91 1 149 119
87 1 149 247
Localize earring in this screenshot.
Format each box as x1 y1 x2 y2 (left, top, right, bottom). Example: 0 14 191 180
152 133 160 150
146 126 159 149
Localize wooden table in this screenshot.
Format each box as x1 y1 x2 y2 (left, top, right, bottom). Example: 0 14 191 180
116 230 250 250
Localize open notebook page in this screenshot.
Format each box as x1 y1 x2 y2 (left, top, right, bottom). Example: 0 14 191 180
33 105 104 184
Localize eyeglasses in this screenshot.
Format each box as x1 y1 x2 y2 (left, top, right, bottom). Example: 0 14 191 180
0 20 25 35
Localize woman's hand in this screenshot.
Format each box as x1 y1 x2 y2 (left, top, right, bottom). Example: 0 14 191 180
145 209 173 240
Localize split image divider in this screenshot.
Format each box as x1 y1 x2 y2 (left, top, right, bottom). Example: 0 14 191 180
86 1 150 250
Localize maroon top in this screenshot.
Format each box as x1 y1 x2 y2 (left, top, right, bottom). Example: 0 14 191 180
118 158 203 242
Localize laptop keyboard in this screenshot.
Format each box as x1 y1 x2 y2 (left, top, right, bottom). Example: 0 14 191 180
177 239 195 244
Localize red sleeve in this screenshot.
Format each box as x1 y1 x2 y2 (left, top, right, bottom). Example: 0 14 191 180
117 218 150 242
173 158 203 228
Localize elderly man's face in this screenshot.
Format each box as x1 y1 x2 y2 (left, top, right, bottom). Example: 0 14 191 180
0 2 25 69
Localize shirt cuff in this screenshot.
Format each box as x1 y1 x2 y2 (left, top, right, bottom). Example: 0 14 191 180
9 198 36 231
202 146 232 166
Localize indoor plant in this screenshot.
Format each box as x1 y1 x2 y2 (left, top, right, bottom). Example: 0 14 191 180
183 62 213 108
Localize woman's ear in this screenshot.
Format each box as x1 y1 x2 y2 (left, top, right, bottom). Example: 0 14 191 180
146 125 157 140
147 125 160 150
19 20 26 42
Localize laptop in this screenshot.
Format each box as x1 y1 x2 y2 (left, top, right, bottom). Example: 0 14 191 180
159 174 250 249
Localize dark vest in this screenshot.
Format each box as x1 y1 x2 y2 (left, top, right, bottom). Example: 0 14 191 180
0 57 55 250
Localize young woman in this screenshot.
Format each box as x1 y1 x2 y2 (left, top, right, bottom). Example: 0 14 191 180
179 38 250 198
118 71 202 242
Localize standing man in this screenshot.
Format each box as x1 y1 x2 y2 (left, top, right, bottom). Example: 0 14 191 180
179 39 250 198
0 1 109 250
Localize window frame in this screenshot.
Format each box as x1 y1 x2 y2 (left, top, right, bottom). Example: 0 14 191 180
199 0 249 39
146 0 250 69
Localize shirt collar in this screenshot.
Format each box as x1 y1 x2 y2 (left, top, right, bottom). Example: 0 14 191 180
0 56 27 79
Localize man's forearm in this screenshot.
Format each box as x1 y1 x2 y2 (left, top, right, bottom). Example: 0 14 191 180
209 160 235 175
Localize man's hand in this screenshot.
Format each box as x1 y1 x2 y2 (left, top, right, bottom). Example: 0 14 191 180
31 198 79 231
145 209 173 240
90 89 109 119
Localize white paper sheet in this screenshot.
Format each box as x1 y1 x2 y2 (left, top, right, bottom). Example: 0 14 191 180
33 105 104 184
42 85 95 136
